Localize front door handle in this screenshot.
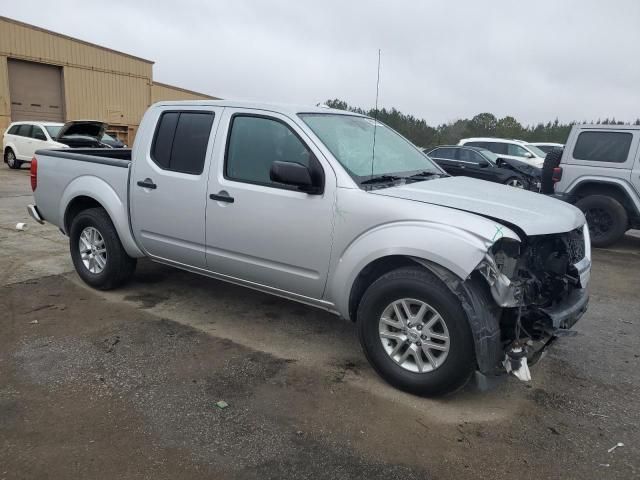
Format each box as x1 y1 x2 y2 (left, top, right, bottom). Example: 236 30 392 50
137 179 157 189
209 192 234 203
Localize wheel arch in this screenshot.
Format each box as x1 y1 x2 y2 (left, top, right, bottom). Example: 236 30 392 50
60 178 143 258
347 255 502 375
568 178 640 219
329 221 511 320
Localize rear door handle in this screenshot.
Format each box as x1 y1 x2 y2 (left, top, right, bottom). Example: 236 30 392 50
209 192 234 203
137 179 157 189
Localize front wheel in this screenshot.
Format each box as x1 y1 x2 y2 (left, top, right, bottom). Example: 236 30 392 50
357 266 475 396
5 149 21 169
69 208 137 290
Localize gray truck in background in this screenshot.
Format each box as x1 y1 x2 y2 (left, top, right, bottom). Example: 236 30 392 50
543 124 640 247
28 100 591 396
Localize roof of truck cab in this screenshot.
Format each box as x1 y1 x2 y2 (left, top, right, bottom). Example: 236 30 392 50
151 100 366 117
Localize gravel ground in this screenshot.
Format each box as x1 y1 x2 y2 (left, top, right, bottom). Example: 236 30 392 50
1 166 639 479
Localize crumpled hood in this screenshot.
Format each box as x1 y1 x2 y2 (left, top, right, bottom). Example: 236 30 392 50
499 158 541 178
372 176 585 236
55 120 107 141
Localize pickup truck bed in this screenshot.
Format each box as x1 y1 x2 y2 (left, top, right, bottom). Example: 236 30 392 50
33 148 142 258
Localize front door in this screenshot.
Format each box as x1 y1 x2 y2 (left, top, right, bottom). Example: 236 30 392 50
130 107 221 268
205 109 336 300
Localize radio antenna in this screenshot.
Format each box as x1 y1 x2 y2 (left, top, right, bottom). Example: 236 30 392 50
371 49 381 179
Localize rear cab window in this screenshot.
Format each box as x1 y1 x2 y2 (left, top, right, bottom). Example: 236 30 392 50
151 111 215 175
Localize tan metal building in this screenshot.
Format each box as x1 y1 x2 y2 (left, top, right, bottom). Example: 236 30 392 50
0 16 218 144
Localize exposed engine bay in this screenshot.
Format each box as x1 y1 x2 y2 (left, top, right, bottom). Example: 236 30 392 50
476 226 591 380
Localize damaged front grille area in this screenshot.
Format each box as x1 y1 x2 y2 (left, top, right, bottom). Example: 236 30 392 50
487 227 586 309
477 227 589 378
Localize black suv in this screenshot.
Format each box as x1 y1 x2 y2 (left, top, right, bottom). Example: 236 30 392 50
426 145 541 191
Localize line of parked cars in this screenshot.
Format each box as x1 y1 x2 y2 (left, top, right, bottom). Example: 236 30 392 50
424 137 558 192
426 144 542 191
3 120 125 169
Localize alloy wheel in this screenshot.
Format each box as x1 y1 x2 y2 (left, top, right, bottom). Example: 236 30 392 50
585 207 613 238
6 151 16 168
378 298 450 373
79 226 107 274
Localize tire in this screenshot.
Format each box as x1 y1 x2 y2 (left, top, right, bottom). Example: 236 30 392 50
69 207 137 290
540 149 563 194
357 266 475 397
5 149 21 169
504 177 526 189
575 195 628 248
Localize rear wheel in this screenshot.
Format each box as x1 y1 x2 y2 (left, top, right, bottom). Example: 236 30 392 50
357 266 475 396
69 208 136 289
5 149 21 169
575 195 628 247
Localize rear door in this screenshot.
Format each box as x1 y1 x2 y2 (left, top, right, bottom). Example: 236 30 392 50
429 147 463 175
130 106 222 268
13 124 33 160
204 108 336 299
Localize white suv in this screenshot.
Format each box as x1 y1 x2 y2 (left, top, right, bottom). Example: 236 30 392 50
3 121 67 169
458 138 546 168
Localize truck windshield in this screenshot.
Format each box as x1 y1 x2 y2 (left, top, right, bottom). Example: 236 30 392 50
299 113 441 184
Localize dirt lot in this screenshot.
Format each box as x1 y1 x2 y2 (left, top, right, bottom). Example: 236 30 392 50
1 166 639 479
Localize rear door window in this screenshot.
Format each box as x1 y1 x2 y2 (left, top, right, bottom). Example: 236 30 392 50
572 131 633 163
429 147 457 160
151 111 214 174
16 124 32 137
480 142 508 155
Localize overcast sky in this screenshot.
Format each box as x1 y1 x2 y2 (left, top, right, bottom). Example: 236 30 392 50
3 0 639 125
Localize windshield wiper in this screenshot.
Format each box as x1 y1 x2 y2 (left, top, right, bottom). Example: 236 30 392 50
360 174 404 185
406 171 446 179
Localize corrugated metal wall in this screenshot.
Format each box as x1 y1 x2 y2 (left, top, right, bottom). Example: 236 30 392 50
65 68 149 125
0 16 152 78
0 56 9 131
0 16 216 141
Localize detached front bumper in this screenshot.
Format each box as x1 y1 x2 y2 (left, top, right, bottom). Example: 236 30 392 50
540 288 589 330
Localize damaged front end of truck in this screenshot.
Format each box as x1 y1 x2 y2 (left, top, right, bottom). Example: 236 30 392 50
476 225 591 381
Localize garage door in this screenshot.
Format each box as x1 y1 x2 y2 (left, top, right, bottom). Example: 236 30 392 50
8 59 65 122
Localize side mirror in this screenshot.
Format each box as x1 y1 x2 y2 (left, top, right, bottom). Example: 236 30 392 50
34 133 46 141
523 152 533 158
270 161 319 193
478 160 490 168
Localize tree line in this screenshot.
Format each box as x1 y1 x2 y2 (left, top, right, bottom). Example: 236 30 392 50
324 99 640 150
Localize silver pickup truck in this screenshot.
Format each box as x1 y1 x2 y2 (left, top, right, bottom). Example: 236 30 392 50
28 101 591 396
